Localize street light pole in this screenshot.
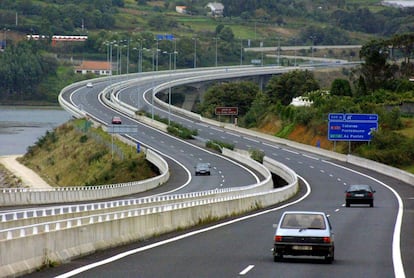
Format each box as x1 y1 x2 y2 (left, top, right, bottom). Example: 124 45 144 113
310 35 316 63
155 39 159 71
163 51 173 125
2 28 9 50
192 37 197 68
214 37 218 67
240 39 243 65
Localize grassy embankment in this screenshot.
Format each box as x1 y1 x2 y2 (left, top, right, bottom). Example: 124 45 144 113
18 119 159 187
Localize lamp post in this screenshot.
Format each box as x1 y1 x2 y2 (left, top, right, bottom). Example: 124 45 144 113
240 39 243 66
133 42 143 73
192 37 198 68
310 35 316 63
3 28 10 50
155 38 160 71
213 37 219 67
163 51 174 125
276 36 281 66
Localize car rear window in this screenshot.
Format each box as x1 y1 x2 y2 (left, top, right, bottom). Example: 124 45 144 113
281 214 326 229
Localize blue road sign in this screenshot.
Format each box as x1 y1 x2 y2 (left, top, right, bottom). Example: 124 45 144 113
328 113 378 141
328 121 378 141
156 34 175 41
329 113 378 122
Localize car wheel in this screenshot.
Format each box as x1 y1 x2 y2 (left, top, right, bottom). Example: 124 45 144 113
273 254 282 262
325 250 334 264
346 201 350 207
370 201 374 207
325 255 334 264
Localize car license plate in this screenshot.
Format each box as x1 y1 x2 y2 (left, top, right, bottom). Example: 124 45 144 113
292 246 312 251
355 194 364 197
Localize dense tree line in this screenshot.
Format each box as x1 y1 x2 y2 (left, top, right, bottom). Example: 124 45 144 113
196 32 414 168
0 41 58 100
0 0 121 34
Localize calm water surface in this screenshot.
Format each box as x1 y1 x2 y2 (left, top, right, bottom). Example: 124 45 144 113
0 106 71 155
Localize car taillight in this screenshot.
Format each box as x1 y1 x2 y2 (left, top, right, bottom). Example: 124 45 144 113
368 192 373 197
275 235 283 242
346 193 351 197
323 237 331 243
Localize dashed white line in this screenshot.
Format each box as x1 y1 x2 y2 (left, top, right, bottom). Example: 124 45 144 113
263 142 280 149
243 137 260 143
210 127 224 133
302 154 319 160
240 265 255 275
282 149 299 155
226 132 240 137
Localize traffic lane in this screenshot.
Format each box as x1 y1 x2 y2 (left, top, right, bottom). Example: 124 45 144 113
319 160 414 278
70 81 259 193
58 177 395 278
127 126 259 193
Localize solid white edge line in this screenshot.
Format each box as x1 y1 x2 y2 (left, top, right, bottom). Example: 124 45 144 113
54 175 311 278
323 160 405 278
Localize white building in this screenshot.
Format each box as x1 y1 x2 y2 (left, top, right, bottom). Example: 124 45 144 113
176 6 187 14
206 2 224 17
75 61 112 76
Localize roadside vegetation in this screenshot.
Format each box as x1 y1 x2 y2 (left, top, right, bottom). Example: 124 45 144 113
196 34 414 172
2 0 414 104
1 1 414 176
18 119 159 187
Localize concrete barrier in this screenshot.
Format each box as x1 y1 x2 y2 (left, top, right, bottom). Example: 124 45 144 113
0 149 169 206
0 148 298 278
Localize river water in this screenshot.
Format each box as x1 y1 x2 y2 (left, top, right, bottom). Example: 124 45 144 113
0 106 71 156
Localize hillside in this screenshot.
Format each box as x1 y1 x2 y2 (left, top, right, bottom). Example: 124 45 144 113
17 119 159 187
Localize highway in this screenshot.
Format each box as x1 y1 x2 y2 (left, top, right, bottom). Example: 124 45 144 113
24 66 413 277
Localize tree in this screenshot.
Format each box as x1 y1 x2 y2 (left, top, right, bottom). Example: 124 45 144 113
358 40 392 93
200 81 259 118
265 70 320 106
218 27 235 42
330 79 352 96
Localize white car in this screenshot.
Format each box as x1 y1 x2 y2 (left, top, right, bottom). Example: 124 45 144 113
86 82 93 88
273 211 335 263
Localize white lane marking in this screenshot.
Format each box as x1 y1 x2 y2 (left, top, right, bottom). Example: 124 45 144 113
210 127 224 133
240 265 255 275
323 160 406 278
196 122 209 128
335 209 340 212
263 142 280 149
302 154 319 160
226 132 240 138
243 137 260 143
282 149 299 155
55 176 312 278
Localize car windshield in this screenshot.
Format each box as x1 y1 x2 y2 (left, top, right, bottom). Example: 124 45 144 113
281 213 326 230
348 185 371 191
197 163 209 169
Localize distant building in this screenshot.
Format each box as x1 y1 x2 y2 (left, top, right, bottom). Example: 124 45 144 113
176 6 187 14
290 96 313 107
206 2 224 17
381 0 414 8
75 61 112 76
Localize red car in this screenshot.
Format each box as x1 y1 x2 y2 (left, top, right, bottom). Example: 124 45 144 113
111 116 122 125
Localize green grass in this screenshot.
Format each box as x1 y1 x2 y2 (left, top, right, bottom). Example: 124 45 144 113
19 119 158 187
